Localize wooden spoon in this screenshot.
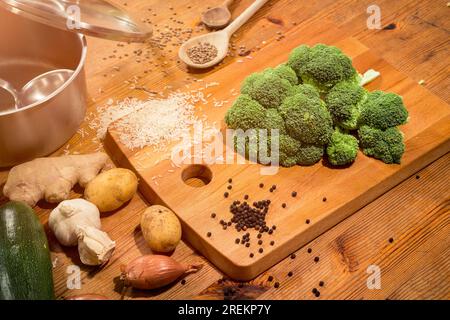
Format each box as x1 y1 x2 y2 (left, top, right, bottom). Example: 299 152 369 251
179 0 269 69
201 0 236 29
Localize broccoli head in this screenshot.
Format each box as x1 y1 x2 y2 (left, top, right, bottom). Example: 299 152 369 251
359 91 409 130
225 95 266 131
288 44 360 93
265 64 298 86
287 84 320 100
358 125 405 164
297 144 324 166
241 72 261 94
279 93 333 145
278 134 302 167
263 108 287 134
240 72 292 108
287 45 311 78
325 81 367 130
326 129 359 166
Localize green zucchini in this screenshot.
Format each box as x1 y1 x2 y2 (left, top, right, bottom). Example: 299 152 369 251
0 201 55 300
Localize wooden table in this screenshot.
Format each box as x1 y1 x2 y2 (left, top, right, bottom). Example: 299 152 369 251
1 0 449 300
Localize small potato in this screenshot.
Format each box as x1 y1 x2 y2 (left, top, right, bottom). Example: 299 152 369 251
85 168 138 212
141 205 182 253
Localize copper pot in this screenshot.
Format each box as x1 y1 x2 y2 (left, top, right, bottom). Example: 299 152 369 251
0 9 87 167
0 0 152 167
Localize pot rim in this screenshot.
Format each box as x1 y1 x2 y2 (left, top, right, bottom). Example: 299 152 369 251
0 33 87 116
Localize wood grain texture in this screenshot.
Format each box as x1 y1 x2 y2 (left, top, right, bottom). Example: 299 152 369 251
104 29 450 281
0 0 449 299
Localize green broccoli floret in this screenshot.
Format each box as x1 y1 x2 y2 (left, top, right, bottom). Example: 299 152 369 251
326 129 359 166
225 95 266 131
358 125 405 164
325 81 367 130
287 84 320 100
279 93 333 145
241 72 261 94
287 45 311 78
359 91 409 130
239 72 292 108
264 108 287 134
288 44 360 94
265 64 298 86
278 134 302 167
297 144 324 166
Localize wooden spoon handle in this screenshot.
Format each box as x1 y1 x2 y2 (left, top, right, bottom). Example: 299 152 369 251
224 0 269 37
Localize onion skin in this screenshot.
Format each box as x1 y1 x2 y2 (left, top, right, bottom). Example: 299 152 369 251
65 294 109 300
120 255 203 290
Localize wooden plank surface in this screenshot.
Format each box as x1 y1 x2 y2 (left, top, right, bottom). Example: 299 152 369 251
0 0 449 299
104 28 450 281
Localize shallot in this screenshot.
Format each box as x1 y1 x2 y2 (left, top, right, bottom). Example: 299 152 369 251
120 255 203 290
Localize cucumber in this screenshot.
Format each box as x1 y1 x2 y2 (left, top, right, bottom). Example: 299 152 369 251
0 201 55 300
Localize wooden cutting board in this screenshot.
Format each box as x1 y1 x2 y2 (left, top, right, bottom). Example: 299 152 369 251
104 25 450 280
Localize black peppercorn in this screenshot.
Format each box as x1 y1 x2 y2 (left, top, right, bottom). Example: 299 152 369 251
244 194 249 200
274 282 280 288
306 219 310 224
249 253 254 258
227 185 232 190
270 241 275 246
307 248 312 253
314 256 320 263
224 192 229 198
389 237 394 243
291 191 297 197
181 279 186 285
322 197 327 202
258 240 263 245
228 178 233 183
319 281 324 287
290 253 296 259
259 248 264 253
211 213 216 218
288 271 293 277
207 232 212 237
259 183 264 188
268 276 274 282
235 238 240 244
282 203 287 208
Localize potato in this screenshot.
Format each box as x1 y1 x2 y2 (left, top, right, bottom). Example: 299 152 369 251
84 168 138 212
141 205 182 253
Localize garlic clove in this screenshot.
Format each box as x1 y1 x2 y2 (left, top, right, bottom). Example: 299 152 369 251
49 199 101 246
77 226 115 266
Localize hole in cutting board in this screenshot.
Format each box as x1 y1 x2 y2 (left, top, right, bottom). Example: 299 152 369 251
182 164 213 187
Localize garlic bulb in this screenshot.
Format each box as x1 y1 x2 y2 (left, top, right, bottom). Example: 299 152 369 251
77 226 116 266
49 199 101 246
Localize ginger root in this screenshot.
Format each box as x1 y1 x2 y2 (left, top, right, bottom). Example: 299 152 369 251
3 153 108 207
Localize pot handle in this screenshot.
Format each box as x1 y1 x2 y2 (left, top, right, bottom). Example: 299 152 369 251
0 78 19 110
